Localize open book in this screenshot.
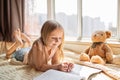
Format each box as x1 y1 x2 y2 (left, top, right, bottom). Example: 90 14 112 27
33 64 102 80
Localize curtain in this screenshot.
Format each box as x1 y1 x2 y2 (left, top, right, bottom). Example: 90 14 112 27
0 0 25 42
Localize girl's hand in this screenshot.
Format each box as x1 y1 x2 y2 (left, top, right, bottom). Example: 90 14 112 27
67 63 74 72
58 62 69 72
58 62 74 72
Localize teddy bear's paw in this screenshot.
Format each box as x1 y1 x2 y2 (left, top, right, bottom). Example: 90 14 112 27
90 55 105 65
79 53 90 61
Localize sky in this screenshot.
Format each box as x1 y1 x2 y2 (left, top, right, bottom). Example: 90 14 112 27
82 0 117 26
55 0 77 15
56 0 117 26
33 0 47 13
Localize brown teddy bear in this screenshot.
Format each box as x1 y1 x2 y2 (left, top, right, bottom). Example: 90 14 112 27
79 30 113 64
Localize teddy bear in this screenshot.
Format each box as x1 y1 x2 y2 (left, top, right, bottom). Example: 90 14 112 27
79 30 113 65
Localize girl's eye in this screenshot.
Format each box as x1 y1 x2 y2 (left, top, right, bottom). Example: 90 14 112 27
51 37 62 40
51 37 56 40
59 37 62 40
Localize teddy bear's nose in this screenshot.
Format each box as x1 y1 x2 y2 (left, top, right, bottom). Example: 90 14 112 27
94 35 96 37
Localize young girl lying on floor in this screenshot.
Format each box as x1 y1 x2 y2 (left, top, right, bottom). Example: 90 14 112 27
6 20 74 72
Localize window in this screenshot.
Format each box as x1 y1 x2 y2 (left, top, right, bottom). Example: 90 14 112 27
82 0 117 39
55 0 78 40
25 0 120 41
25 0 47 36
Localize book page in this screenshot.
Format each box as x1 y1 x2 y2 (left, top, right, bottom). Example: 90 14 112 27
33 69 82 80
33 64 102 80
71 64 102 80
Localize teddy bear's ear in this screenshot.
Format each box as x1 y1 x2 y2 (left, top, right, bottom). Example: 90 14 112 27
105 31 111 38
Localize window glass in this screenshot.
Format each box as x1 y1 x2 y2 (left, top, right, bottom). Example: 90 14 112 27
55 0 78 40
82 0 117 38
25 0 47 36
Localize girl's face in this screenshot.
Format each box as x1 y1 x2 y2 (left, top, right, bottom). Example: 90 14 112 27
46 29 63 49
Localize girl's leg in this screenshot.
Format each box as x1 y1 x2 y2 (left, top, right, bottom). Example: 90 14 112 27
6 28 24 59
6 41 22 59
6 37 23 59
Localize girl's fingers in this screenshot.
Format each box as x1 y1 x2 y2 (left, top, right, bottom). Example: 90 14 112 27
68 63 74 72
61 63 69 72
69 63 74 68
59 62 74 72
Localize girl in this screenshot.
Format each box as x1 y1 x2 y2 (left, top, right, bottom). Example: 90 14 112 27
27 20 74 72
8 20 74 72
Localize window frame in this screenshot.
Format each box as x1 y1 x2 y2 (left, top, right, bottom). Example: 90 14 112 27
118 0 120 41
49 0 120 42
80 0 119 42
30 0 120 42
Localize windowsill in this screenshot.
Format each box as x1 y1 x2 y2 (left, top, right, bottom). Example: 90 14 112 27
65 39 120 48
28 35 120 47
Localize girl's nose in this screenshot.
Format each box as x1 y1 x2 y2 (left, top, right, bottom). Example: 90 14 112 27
55 38 59 42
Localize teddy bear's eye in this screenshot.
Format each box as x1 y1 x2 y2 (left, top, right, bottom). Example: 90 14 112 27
94 34 97 37
101 34 103 36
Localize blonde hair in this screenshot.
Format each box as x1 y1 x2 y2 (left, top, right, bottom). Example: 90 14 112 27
41 20 64 61
41 20 64 50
